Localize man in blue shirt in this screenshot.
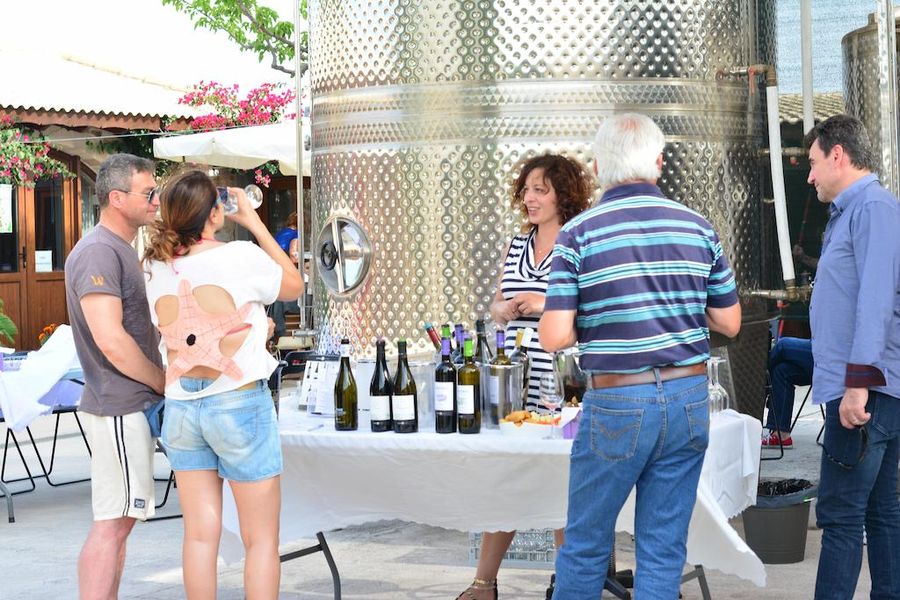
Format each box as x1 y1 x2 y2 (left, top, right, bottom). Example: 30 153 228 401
539 113 741 599
806 114 900 600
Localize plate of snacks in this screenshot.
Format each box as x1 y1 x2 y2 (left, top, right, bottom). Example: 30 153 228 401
499 410 562 438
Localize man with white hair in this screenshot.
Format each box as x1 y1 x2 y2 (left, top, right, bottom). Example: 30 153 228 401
539 113 742 599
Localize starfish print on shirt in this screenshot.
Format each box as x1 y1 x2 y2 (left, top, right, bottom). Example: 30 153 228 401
157 279 254 386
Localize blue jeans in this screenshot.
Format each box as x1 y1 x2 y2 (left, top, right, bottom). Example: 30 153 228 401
161 378 282 482
552 374 709 600
815 391 900 600
765 337 814 432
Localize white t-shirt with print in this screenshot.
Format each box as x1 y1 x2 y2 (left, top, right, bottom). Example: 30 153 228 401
144 241 282 400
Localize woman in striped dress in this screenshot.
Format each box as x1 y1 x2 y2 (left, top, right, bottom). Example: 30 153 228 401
457 154 593 600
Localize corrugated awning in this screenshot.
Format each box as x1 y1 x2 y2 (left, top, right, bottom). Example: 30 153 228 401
779 92 845 125
0 50 199 120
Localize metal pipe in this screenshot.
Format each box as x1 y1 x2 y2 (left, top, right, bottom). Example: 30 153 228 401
875 0 900 194
293 0 308 330
800 0 814 134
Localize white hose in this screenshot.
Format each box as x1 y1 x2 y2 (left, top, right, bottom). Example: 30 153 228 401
766 84 796 284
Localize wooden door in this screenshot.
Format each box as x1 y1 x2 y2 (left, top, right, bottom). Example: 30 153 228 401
22 175 78 350
0 183 27 349
0 151 81 351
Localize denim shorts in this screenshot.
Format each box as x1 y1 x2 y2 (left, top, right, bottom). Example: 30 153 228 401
161 378 282 482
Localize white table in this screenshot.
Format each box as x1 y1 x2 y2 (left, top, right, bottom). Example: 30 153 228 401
221 407 766 586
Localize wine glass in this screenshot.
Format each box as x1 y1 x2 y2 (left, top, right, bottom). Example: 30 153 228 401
706 357 729 414
711 357 731 411
539 372 564 412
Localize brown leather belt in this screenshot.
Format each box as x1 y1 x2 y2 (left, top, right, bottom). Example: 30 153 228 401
591 363 707 389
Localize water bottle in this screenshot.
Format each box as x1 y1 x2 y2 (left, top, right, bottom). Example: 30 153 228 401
216 184 263 215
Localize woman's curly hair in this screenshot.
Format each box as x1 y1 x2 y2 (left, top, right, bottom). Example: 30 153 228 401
510 154 595 231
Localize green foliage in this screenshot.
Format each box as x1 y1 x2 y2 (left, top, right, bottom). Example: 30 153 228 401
162 0 308 76
0 299 17 346
0 116 75 188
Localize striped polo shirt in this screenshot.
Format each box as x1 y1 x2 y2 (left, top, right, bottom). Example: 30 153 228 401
544 182 738 374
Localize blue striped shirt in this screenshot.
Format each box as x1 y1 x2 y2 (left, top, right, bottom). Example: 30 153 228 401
544 182 738 373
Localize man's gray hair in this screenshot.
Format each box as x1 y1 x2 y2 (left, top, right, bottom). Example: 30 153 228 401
592 113 666 189
96 154 155 209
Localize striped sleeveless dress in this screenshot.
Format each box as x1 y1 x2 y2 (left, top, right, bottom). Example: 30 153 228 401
499 228 554 409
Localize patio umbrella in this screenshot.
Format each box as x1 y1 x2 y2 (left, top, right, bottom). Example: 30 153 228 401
152 118 310 177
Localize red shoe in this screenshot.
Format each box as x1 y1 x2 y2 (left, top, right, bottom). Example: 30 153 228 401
761 431 793 449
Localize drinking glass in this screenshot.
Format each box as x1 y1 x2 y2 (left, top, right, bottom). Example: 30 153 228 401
539 372 564 412
706 357 729 413
217 184 264 215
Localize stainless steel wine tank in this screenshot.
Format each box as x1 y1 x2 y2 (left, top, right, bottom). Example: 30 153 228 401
309 0 778 415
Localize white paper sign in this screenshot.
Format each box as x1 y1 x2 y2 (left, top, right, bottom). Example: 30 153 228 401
34 250 53 273
0 184 12 234
311 361 340 416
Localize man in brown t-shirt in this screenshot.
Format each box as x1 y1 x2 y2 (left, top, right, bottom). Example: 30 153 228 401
64 153 165 599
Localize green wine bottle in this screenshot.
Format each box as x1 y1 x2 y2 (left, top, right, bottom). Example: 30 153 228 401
434 336 457 433
457 336 481 434
370 338 393 432
392 339 418 433
334 338 358 431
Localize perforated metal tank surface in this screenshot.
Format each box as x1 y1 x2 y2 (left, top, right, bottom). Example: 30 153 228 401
309 0 777 414
843 10 900 185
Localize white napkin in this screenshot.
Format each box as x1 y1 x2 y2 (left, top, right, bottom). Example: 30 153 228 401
0 325 81 432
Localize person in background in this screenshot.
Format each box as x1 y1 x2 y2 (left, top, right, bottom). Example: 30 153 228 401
761 337 814 448
271 211 299 340
457 154 593 600
540 113 741 599
143 170 303 599
64 153 166 599
804 114 900 600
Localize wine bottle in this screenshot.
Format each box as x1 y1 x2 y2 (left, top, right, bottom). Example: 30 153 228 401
334 338 358 431
475 319 494 364
392 339 418 433
370 338 393 432
434 337 457 433
452 323 465 365
488 330 512 425
508 327 533 397
457 336 481 434
423 322 441 351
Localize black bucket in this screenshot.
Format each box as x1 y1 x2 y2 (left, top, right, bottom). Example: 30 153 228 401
742 478 817 564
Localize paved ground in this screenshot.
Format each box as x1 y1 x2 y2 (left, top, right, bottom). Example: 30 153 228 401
0 385 876 599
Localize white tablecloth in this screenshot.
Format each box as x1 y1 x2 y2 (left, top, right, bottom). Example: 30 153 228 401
221 406 765 586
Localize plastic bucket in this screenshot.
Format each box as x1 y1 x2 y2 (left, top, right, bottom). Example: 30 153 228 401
742 479 817 564
743 502 811 564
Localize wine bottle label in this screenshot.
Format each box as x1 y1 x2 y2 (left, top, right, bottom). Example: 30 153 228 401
370 395 391 421
334 407 345 417
340 343 351 358
488 375 500 406
393 395 416 420
434 382 454 411
458 385 475 414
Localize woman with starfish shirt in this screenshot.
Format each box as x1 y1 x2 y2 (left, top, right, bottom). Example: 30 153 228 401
142 170 303 600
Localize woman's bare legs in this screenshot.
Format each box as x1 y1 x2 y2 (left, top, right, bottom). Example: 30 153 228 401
175 469 224 600
456 531 515 599
231 475 281 600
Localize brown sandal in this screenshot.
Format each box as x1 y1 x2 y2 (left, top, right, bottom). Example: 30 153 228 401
455 577 498 600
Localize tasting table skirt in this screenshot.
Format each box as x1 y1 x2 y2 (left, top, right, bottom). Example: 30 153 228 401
220 406 766 586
